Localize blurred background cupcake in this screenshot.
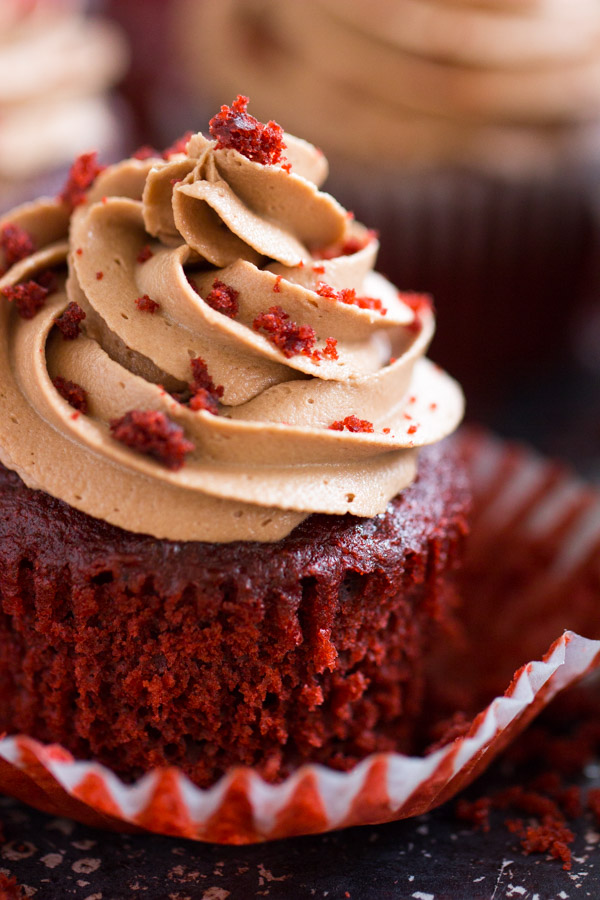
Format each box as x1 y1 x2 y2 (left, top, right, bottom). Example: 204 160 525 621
160 0 600 421
0 0 129 213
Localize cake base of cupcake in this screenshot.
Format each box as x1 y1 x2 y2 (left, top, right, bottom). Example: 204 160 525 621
0 442 470 788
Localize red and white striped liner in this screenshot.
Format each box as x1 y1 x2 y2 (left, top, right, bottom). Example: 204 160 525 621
0 429 599 843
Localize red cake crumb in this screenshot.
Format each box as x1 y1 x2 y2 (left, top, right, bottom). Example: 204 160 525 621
314 229 377 260
110 410 194 470
96 271 103 280
456 797 492 832
0 223 35 270
317 282 386 315
209 95 289 170
408 424 418 435
507 817 574 870
0 874 26 899
383 427 390 434
253 305 317 358
1 279 49 319
54 302 86 339
75 247 83 255
322 337 339 360
400 292 433 332
135 294 160 314
313 264 325 274
204 278 239 319
329 415 374 433
162 131 193 159
273 275 282 293
137 244 153 263
52 377 88 414
132 145 159 160
58 152 105 209
188 357 224 415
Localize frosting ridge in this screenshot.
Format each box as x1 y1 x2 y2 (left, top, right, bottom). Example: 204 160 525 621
0 114 463 542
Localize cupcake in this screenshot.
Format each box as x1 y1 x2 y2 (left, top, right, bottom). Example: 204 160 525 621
0 0 129 213
0 98 466 786
174 0 600 417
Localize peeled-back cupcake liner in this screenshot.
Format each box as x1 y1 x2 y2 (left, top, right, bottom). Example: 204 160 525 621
0 428 599 843
328 167 598 415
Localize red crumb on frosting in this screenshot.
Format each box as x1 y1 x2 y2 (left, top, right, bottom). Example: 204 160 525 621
209 95 289 169
383 427 391 434
189 357 224 415
317 281 386 315
253 305 317 358
58 152 105 209
54 301 86 339
132 145 159 160
400 292 434 332
0 874 26 899
329 415 374 433
137 244 153 263
1 279 49 319
204 278 239 319
135 294 160 314
96 271 103 280
322 337 339 360
314 229 377 260
273 275 282 293
0 223 36 270
408 424 418 435
110 410 194 470
52 376 88 413
162 131 193 159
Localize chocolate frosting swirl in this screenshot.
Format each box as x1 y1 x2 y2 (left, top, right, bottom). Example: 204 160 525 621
0 130 463 542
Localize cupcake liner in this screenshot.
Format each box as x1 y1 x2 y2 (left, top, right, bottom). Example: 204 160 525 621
0 429 599 843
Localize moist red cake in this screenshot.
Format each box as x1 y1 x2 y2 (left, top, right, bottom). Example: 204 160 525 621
0 440 469 787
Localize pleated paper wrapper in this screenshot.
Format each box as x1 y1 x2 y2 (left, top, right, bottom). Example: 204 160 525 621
0 429 599 844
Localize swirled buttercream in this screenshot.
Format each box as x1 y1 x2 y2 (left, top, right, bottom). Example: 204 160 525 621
0 112 463 542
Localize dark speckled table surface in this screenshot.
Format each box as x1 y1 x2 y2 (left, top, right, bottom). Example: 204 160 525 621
2 361 600 900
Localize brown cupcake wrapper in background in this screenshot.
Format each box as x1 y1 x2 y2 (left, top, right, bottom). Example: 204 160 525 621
0 429 599 843
329 167 600 416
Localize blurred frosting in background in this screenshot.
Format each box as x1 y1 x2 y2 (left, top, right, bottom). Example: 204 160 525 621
0 0 128 210
174 0 600 176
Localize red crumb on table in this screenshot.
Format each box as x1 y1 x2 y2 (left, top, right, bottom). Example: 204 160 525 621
400 292 434 332
135 294 160 314
314 229 377 260
253 305 317 358
96 271 103 280
162 131 193 158
58 152 105 209
507 818 574 870
273 275 282 293
329 415 374 433
0 223 36 269
54 302 86 339
188 357 224 415
1 279 49 319
132 145 159 160
0 873 27 899
110 410 194 470
209 95 289 169
136 244 153 263
322 337 339 360
52 377 88 414
204 278 239 319
317 281 386 315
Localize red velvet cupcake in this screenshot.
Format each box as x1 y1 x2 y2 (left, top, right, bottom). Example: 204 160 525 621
0 99 467 786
